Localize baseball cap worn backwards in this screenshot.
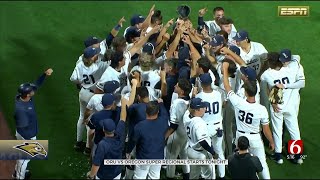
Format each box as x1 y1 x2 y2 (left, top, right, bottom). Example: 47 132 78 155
190 98 206 109
101 93 115 107
279 49 292 62
100 119 116 133
233 30 249 42
83 47 101 59
209 35 224 47
103 81 120 93
199 73 213 85
142 42 155 55
240 66 257 81
125 27 141 41
84 36 101 48
130 15 145 26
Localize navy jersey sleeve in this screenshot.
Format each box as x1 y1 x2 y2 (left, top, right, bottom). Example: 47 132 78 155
15 109 29 128
115 120 126 143
93 143 106 166
127 123 140 153
112 107 121 126
88 114 98 129
159 103 169 121
34 73 47 88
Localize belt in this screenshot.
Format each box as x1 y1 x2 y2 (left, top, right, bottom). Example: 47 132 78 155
189 145 203 152
83 87 94 93
238 130 258 134
207 122 221 126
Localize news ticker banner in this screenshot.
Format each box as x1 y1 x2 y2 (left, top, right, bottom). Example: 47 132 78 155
104 159 228 166
0 140 48 160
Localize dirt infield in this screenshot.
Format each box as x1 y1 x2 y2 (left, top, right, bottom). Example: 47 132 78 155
0 111 16 179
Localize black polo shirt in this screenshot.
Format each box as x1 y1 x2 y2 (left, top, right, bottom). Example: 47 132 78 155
228 152 263 179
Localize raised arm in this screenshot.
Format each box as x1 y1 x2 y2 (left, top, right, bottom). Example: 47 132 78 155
140 4 155 30
159 68 167 97
156 18 174 46
106 17 126 47
182 35 201 61
128 79 138 107
34 68 53 88
165 28 183 58
220 47 246 66
198 7 208 26
222 62 232 93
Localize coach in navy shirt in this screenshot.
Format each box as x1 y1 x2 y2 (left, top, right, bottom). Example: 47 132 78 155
13 68 53 179
128 100 169 179
87 93 120 158
87 98 128 180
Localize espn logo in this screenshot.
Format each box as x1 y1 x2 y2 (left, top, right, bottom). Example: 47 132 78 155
278 6 309 17
288 140 303 154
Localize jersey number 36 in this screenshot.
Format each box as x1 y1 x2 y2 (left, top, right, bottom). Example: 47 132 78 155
238 110 253 124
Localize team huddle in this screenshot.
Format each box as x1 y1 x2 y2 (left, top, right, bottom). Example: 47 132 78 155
68 4 305 179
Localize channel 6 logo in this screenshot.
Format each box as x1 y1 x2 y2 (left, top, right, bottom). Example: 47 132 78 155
288 140 303 154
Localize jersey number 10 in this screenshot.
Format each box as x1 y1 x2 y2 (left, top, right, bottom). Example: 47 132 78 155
205 102 219 114
238 110 253 124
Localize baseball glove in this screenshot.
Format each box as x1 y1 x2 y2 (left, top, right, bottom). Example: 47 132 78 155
269 86 284 104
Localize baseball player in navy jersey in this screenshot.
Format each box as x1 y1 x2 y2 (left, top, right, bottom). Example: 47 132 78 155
165 78 192 180
87 94 120 160
196 73 225 179
87 98 128 180
13 68 53 179
223 61 274 179
260 50 305 165
183 97 216 179
126 101 169 179
70 46 108 152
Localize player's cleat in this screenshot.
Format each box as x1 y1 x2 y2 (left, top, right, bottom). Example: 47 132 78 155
83 147 91 156
272 153 284 164
74 141 85 151
296 158 303 164
161 165 167 169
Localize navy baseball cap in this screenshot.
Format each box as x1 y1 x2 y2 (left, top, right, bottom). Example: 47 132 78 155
18 83 37 95
103 81 120 93
240 66 257 81
125 27 141 42
190 98 206 109
101 93 115 107
178 46 190 61
209 35 224 47
233 30 249 42
229 45 240 56
100 118 116 132
130 15 145 26
142 42 155 55
199 73 212 85
178 66 190 79
279 49 292 62
84 36 101 48
83 47 101 59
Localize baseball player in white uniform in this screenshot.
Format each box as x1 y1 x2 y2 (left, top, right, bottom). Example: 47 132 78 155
70 46 108 151
198 7 237 41
165 79 192 180
223 61 275 179
260 49 305 164
183 98 216 180
195 73 225 179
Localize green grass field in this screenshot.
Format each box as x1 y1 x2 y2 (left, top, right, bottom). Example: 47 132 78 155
1 1 320 179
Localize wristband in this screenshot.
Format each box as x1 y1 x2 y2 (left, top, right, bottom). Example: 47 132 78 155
114 24 121 31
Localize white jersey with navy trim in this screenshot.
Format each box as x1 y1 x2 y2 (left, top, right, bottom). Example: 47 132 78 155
170 98 189 137
183 110 211 150
195 91 223 124
86 94 104 113
260 66 297 110
70 58 108 90
239 41 268 75
130 66 160 88
227 91 269 133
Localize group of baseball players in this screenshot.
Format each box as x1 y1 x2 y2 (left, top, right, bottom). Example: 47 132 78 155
66 4 306 180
